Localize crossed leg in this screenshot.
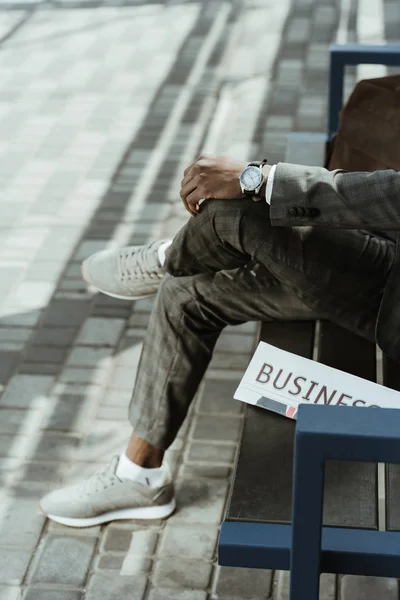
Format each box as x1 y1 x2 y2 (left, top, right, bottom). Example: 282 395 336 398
128 198 394 454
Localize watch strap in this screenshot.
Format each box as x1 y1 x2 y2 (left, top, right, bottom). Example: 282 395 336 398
247 159 268 169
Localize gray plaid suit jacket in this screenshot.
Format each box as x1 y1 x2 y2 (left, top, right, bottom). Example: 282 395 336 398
270 163 400 362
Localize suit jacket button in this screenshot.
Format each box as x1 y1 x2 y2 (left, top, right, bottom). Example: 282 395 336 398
288 207 298 217
309 207 320 217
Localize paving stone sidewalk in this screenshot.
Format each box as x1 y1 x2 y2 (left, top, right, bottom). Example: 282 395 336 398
0 1 399 599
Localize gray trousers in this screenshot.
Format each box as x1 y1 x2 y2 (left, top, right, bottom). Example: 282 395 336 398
129 199 395 450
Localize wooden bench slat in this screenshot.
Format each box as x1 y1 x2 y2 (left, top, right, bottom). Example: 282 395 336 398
317 321 376 380
383 356 400 531
318 321 378 530
227 405 296 523
226 321 314 523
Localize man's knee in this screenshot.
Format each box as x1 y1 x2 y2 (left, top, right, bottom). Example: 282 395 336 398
163 237 184 277
158 272 193 305
165 199 252 278
162 227 201 278
164 199 236 277
162 219 196 277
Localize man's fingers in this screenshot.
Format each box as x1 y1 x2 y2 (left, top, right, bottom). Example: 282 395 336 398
180 177 198 202
181 191 196 216
181 176 203 216
183 154 206 177
181 194 197 217
181 173 208 213
181 173 194 189
180 179 198 216
183 161 195 177
186 189 204 213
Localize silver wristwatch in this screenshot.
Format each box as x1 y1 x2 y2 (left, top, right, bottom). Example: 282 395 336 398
239 159 268 199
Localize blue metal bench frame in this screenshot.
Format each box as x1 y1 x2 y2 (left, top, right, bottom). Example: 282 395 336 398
221 406 400 583
220 515 400 578
218 41 400 577
289 405 400 599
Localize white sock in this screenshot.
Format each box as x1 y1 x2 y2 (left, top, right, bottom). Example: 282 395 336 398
116 452 166 488
157 240 173 266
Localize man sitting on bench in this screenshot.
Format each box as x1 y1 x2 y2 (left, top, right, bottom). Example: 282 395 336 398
39 154 398 528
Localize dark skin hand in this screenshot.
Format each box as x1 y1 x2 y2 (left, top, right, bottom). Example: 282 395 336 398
180 154 271 216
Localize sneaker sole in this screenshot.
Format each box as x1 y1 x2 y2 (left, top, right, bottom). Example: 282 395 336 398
88 287 158 301
41 498 176 528
81 263 158 301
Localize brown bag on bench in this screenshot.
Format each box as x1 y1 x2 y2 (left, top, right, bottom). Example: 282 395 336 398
327 74 400 173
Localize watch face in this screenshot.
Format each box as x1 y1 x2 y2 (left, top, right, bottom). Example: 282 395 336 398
240 166 262 191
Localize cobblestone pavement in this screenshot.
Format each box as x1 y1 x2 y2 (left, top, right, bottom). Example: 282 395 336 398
0 0 399 599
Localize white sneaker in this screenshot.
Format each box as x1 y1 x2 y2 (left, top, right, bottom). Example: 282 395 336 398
40 457 176 528
82 240 169 300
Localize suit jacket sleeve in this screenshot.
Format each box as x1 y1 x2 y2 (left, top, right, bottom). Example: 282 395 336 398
270 162 400 229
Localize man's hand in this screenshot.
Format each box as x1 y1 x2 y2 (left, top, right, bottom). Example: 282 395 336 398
180 155 247 216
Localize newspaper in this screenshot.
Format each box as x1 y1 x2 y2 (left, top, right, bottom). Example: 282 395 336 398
234 341 400 419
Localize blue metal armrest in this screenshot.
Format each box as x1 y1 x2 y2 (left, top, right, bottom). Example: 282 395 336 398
290 404 400 599
328 43 400 138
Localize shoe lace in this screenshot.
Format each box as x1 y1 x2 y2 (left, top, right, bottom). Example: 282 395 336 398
81 461 118 496
119 244 163 281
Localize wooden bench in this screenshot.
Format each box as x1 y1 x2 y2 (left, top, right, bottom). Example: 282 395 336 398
219 43 400 580
219 320 400 575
